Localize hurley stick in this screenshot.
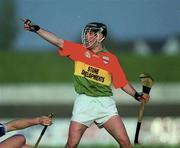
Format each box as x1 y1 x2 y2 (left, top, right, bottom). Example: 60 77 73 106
134 73 154 144
34 113 54 148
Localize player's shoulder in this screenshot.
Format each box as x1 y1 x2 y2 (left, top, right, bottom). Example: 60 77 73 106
63 40 85 51
105 50 119 61
64 40 82 47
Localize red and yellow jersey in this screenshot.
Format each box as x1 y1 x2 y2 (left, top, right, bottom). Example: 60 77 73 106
58 40 128 97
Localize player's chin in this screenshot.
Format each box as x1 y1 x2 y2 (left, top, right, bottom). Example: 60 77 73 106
84 42 97 50
87 47 94 50
83 43 90 49
85 46 93 50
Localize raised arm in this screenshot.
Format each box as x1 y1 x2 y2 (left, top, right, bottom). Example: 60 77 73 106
22 19 64 48
5 116 52 132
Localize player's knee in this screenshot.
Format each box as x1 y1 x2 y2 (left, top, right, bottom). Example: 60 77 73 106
13 134 26 145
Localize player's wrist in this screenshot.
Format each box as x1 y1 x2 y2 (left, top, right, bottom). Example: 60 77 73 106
29 23 40 33
32 25 40 32
34 117 42 125
134 92 143 101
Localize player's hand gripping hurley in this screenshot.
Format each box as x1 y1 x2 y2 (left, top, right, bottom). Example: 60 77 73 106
134 73 154 144
34 113 54 148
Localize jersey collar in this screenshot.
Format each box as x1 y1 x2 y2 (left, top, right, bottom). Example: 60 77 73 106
95 47 108 55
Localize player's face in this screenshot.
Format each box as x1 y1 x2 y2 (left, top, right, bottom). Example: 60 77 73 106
85 31 96 42
83 30 100 49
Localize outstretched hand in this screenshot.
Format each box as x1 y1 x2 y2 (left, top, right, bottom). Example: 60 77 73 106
20 18 40 32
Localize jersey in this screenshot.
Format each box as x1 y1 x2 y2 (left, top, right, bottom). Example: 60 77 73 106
58 40 128 97
0 123 6 137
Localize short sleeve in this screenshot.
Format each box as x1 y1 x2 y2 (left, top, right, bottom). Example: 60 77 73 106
58 40 82 57
111 56 128 89
0 123 6 137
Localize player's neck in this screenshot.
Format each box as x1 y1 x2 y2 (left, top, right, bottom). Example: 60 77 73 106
91 44 103 54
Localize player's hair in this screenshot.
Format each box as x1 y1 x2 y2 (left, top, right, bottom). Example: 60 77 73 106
84 22 107 38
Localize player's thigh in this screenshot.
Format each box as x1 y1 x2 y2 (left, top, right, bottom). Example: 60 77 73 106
103 115 130 143
67 121 87 143
0 134 26 148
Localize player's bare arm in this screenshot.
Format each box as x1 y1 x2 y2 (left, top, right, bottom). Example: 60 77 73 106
122 83 149 103
121 83 136 97
22 18 64 48
5 116 52 132
36 28 64 48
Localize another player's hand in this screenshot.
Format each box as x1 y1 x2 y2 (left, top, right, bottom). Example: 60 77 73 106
21 18 40 32
38 116 53 126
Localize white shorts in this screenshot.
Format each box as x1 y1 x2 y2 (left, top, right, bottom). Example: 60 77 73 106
71 94 118 128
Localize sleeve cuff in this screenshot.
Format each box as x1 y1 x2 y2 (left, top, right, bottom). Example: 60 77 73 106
0 123 6 137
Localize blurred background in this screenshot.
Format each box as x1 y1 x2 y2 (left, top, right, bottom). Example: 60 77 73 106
0 0 180 147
